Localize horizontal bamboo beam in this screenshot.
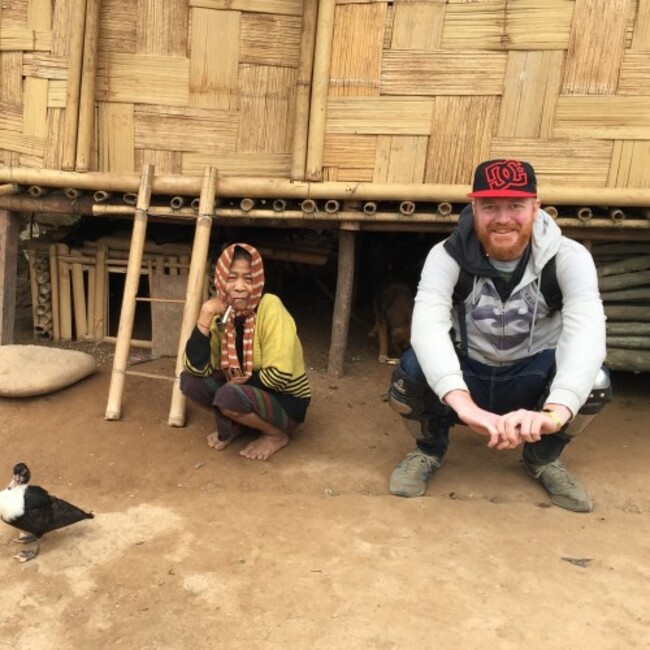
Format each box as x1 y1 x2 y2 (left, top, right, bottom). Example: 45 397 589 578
4 166 650 205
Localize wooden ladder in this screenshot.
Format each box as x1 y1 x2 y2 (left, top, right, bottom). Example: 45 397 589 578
104 164 218 425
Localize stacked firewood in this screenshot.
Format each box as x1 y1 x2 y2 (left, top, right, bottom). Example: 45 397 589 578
593 242 650 373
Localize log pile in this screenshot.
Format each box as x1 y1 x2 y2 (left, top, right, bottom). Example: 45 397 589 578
594 243 650 373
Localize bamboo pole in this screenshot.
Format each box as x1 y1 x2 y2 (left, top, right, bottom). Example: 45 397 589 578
605 305 650 322
93 190 112 202
57 243 72 340
0 194 96 215
291 0 319 180
601 287 650 302
606 336 650 349
544 206 559 219
28 186 50 197
105 164 154 421
273 199 287 212
70 252 88 339
76 0 101 171
64 188 82 200
91 251 107 340
48 244 60 341
5 166 650 205
608 208 626 223
599 270 650 292
577 207 593 221
168 167 218 427
325 199 340 214
400 201 416 216
597 255 650 277
27 252 40 334
301 198 317 213
606 322 650 336
87 265 95 339
170 196 185 209
327 225 356 377
606 348 650 372
0 184 18 196
363 202 378 216
306 0 336 181
437 202 453 216
62 0 88 170
240 198 255 212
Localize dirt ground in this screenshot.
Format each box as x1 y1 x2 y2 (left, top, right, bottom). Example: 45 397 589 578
1 288 649 650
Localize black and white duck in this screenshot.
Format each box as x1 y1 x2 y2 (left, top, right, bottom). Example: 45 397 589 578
0 463 94 562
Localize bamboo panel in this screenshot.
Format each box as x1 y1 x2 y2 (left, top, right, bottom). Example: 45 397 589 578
0 102 21 131
323 134 377 169
189 8 239 110
441 1 507 50
619 53 650 95
237 64 296 153
489 138 614 188
608 141 650 189
498 51 563 139
374 135 427 184
22 54 68 80
182 152 291 177
23 78 48 138
424 96 498 184
27 0 52 31
0 130 44 157
96 53 190 106
241 13 302 67
632 0 650 48
98 0 137 54
563 0 629 95
50 0 72 57
98 103 135 172
188 0 304 15
136 150 182 175
0 52 22 103
503 0 574 50
391 1 444 50
136 0 187 56
333 167 374 183
0 28 52 51
135 106 238 154
381 51 507 95
0 2 27 23
329 3 386 97
47 80 66 108
43 107 64 168
553 96 650 139
326 97 434 135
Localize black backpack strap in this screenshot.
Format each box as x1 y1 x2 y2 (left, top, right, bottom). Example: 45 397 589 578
452 268 473 354
540 255 562 312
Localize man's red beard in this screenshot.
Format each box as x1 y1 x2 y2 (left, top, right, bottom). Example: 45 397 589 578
475 220 534 261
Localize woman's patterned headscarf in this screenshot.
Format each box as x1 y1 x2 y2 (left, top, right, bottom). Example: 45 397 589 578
214 243 265 379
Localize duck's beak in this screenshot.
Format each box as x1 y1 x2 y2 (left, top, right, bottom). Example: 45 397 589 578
7 475 20 490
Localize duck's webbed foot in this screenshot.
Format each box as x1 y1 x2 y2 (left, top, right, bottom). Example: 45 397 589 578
14 532 38 544
14 539 40 562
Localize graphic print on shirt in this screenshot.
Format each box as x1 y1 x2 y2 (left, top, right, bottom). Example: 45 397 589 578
468 281 547 353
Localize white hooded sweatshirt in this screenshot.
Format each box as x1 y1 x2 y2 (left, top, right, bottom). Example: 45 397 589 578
411 208 606 416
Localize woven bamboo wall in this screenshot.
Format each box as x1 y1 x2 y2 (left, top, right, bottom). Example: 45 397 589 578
1 0 650 191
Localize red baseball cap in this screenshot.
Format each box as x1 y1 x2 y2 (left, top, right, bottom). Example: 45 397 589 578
468 159 537 198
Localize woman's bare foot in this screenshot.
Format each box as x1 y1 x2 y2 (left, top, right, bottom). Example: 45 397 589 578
207 428 242 450
239 432 289 461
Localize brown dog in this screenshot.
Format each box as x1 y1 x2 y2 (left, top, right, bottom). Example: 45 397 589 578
370 279 414 363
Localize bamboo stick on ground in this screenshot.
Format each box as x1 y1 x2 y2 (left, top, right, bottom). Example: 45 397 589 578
105 164 155 421
93 244 107 341
601 287 650 302
599 270 650 292
168 167 218 427
606 336 650 350
605 305 650 322
597 255 650 277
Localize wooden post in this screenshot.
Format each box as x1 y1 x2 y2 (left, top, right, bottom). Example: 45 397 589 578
48 244 61 340
306 0 336 181
76 0 101 171
62 0 88 170
327 223 358 377
57 243 73 340
0 210 19 344
70 251 88 339
92 244 107 341
105 164 154 420
291 0 319 180
168 167 218 427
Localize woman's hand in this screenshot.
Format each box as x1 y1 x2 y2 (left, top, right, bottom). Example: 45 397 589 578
196 296 227 334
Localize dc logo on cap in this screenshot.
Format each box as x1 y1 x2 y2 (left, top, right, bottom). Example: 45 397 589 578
485 160 528 191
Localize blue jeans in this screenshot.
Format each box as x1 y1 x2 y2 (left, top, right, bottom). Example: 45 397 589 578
396 347 569 464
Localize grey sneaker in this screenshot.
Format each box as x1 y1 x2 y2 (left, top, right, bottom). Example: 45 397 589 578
523 459 592 512
389 449 444 498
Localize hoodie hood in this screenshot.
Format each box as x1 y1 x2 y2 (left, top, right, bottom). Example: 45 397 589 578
444 205 562 280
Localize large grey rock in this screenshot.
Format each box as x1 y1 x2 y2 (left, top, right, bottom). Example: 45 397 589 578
0 345 97 397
